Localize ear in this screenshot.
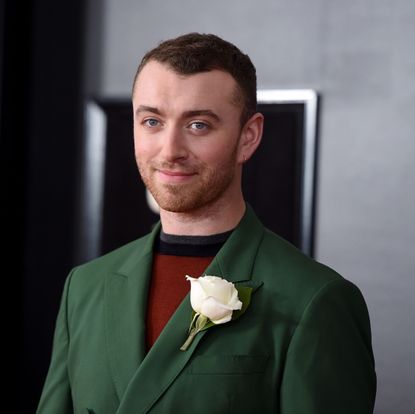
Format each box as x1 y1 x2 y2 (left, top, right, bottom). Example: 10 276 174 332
237 112 264 164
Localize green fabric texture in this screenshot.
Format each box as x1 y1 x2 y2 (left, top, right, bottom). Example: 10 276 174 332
37 206 376 413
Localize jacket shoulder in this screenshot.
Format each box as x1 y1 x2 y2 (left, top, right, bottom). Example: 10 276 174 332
254 229 361 316
259 228 341 282
69 232 153 288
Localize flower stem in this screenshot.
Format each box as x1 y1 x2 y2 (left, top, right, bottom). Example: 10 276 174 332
180 314 209 351
180 328 197 351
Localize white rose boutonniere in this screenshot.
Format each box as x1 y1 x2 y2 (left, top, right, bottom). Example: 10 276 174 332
180 275 253 351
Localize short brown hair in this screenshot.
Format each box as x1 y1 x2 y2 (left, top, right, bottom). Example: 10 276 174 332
133 33 257 126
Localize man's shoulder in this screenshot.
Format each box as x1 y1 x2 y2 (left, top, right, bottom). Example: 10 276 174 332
234 206 346 293
255 227 353 303
69 231 154 285
254 230 364 319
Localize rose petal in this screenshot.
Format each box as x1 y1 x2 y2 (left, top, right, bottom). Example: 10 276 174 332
185 275 206 313
187 275 242 321
209 313 233 325
200 296 234 324
198 276 233 304
228 288 243 310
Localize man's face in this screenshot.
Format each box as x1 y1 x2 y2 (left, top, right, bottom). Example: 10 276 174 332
132 60 245 213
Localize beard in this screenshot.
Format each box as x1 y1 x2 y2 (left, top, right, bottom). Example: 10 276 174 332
136 149 238 213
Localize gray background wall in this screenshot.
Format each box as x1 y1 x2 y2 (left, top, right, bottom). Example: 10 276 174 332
86 1 415 412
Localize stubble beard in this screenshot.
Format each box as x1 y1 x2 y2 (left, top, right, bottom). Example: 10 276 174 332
137 151 238 214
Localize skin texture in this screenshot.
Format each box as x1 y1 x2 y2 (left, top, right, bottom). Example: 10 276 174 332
132 60 263 235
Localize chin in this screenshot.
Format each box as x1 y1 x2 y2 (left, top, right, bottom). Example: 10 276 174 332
156 198 203 213
153 190 223 214
146 174 234 214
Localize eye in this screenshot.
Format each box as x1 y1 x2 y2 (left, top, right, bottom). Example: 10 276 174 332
143 118 160 128
189 121 209 131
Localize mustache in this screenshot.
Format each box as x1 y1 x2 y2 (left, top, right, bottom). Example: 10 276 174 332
150 161 200 173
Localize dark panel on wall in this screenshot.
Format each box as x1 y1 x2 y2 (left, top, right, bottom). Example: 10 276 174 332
243 103 304 247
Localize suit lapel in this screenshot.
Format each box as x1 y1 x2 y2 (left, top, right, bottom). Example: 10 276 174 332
212 204 265 283
105 222 160 400
115 205 265 413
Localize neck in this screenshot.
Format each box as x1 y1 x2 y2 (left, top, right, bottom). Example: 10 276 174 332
159 196 246 236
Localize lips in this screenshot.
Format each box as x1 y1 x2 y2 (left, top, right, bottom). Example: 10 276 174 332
156 168 197 183
159 169 195 177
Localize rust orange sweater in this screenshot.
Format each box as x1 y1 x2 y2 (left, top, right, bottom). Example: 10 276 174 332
145 229 233 350
145 254 213 349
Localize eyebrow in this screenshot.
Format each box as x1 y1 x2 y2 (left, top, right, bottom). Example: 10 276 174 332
182 110 221 122
135 105 162 116
135 106 221 122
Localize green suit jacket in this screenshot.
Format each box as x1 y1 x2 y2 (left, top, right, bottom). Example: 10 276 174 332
37 206 376 413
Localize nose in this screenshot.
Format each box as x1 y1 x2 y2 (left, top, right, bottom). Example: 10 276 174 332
159 125 188 162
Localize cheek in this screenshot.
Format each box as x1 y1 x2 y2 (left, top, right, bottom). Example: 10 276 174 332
134 135 153 161
199 140 238 166
133 124 153 155
133 129 140 155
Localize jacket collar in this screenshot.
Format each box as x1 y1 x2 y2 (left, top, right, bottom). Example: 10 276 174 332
104 222 160 399
105 205 265 412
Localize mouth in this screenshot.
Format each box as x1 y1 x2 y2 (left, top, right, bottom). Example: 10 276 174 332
156 169 197 183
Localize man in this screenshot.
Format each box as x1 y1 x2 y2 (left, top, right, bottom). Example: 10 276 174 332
37 33 376 413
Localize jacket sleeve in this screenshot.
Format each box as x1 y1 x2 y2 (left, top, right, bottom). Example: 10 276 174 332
37 270 74 414
280 278 377 414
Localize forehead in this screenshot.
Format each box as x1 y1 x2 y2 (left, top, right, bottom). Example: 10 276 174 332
133 61 240 111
